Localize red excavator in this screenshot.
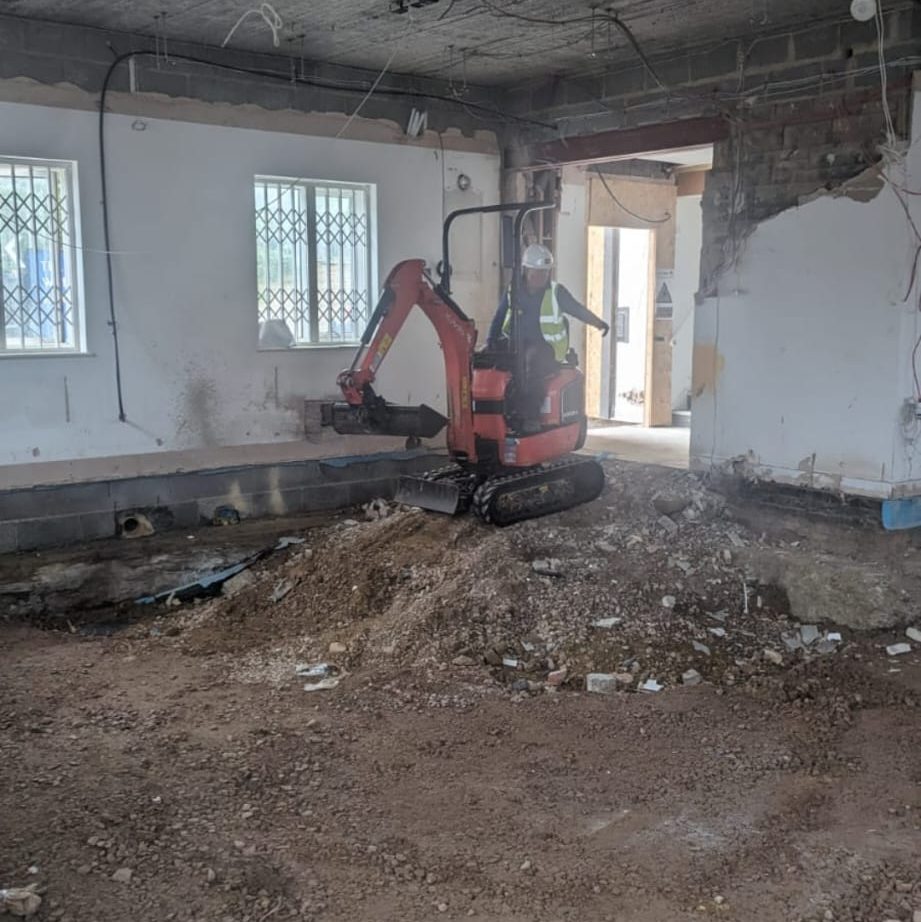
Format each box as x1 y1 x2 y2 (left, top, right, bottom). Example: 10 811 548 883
322 201 604 526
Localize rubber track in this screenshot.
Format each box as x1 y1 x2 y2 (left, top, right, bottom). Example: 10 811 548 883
472 456 605 526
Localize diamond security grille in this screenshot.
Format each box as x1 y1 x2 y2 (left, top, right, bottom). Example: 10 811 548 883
0 160 80 352
255 178 373 346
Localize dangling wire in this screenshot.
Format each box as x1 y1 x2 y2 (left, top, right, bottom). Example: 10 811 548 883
222 2 284 48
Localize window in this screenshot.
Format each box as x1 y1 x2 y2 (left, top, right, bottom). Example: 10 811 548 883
254 177 375 346
0 158 82 353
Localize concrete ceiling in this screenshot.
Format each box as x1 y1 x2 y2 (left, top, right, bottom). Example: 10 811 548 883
5 0 857 84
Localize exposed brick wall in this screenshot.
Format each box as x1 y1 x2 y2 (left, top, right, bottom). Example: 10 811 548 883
700 86 912 295
504 6 920 295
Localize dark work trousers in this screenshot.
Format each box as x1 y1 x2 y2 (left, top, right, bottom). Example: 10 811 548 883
521 339 558 421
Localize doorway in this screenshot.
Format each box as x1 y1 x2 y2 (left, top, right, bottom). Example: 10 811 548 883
585 226 655 423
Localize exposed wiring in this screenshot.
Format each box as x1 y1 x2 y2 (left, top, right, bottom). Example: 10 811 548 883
437 131 447 230
99 54 130 422
221 2 283 48
875 0 898 151
336 45 400 138
97 46 548 419
592 167 671 224
477 0 666 90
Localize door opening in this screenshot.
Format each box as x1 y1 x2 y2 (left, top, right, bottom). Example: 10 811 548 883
585 225 654 423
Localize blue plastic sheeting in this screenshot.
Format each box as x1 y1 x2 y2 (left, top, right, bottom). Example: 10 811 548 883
882 497 921 531
134 551 265 605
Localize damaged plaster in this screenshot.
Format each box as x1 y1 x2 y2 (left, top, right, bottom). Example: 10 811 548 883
690 86 921 501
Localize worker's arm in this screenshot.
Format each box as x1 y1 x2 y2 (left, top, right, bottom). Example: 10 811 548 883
556 284 609 335
486 291 510 346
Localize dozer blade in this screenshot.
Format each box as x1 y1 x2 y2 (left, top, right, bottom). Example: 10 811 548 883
394 475 464 515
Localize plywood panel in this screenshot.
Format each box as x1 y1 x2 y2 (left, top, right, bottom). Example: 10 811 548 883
584 225 606 419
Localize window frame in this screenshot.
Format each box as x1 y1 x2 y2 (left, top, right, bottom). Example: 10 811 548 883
254 174 378 350
0 155 86 357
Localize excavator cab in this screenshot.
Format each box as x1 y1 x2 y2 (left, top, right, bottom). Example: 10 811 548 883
322 202 604 525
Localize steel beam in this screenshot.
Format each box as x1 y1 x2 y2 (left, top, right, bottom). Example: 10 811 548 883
509 116 730 170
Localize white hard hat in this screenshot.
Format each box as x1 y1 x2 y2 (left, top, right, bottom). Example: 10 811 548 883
521 243 554 270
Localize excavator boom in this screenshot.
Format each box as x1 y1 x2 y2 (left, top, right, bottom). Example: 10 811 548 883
324 259 478 460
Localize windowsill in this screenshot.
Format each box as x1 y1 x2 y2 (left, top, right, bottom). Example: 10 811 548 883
258 343 360 352
0 351 95 359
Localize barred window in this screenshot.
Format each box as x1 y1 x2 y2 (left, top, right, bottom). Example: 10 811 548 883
0 158 82 353
254 177 375 347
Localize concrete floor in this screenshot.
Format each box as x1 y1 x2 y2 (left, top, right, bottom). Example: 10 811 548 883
584 424 690 469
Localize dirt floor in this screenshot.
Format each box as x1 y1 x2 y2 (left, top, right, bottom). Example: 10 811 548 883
2 459 920 922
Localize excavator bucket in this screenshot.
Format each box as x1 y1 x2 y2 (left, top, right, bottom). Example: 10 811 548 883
393 475 464 515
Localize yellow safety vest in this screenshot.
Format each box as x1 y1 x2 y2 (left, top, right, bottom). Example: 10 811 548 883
502 283 569 362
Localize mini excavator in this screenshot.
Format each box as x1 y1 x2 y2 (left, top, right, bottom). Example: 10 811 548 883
322 201 604 526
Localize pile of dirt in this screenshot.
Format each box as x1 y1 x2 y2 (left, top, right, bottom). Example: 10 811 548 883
144 459 904 703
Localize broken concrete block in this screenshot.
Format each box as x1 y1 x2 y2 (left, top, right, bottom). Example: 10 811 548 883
586 673 633 694
592 617 621 629
0 884 42 916
639 678 663 693
681 669 702 686
586 673 619 694
270 580 292 603
657 515 679 536
799 624 820 647
782 632 802 652
692 641 711 656
653 492 691 516
886 643 911 656
546 668 568 687
906 626 921 643
532 558 563 576
740 547 911 630
661 595 677 609
763 648 783 666
328 642 347 654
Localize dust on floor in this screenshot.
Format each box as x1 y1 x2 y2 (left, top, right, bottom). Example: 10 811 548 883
1 459 920 922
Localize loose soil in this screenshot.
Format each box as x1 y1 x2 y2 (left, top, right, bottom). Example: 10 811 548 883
2 460 920 922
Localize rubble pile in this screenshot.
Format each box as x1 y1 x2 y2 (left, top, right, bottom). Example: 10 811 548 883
157 459 920 701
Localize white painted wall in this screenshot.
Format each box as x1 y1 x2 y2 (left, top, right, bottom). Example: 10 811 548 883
0 101 499 479
690 89 921 499
671 193 702 411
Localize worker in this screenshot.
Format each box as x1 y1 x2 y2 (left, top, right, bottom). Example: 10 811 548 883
487 243 609 430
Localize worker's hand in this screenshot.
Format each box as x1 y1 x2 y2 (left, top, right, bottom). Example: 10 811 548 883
597 320 610 337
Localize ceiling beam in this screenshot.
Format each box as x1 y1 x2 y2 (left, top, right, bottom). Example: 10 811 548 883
508 116 730 170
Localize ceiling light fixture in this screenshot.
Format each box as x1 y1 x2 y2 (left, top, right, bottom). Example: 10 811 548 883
849 0 877 22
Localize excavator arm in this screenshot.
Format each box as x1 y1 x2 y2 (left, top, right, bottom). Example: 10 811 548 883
322 259 479 460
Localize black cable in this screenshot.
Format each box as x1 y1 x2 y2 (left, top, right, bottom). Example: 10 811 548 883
477 0 666 90
96 47 554 420
592 167 671 224
99 54 128 422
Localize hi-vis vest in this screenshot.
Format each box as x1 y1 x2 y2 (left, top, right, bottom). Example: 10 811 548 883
502 283 569 362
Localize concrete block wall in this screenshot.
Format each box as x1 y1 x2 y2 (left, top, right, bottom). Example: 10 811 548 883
0 450 442 553
699 90 911 296
0 14 501 136
505 7 921 139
